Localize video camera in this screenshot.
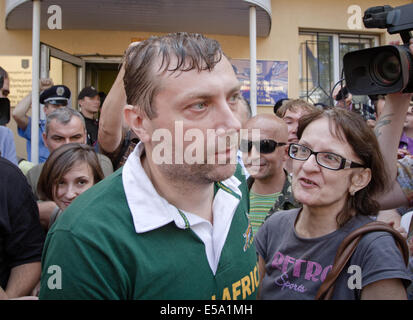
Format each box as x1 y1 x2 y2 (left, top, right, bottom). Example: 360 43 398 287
343 4 413 95
0 75 11 125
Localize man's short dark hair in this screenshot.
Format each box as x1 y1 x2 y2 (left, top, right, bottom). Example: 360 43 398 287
273 98 289 114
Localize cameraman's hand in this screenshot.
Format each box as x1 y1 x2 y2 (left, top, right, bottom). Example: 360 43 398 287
39 78 54 91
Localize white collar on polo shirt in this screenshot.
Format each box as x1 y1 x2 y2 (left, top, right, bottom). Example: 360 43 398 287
122 142 243 274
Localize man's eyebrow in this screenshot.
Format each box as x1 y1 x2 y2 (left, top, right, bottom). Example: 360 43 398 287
187 92 214 100
229 83 242 94
186 84 242 100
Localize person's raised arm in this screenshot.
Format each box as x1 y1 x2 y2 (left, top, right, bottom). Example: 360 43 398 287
375 39 413 209
12 92 31 130
12 78 53 130
376 93 412 175
376 92 412 209
97 62 127 154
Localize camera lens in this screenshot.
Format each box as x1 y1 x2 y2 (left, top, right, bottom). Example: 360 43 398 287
371 51 401 86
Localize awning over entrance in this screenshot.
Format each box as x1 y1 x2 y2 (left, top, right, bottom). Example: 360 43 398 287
5 0 272 37
5 0 271 163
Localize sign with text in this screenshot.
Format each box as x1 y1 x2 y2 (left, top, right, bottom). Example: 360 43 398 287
0 56 32 107
231 59 288 106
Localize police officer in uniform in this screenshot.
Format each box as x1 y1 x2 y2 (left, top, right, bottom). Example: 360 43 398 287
12 82 71 163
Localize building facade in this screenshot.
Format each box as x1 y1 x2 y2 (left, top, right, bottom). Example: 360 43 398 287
0 0 410 159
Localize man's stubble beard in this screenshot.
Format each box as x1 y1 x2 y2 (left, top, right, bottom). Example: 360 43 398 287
158 162 237 186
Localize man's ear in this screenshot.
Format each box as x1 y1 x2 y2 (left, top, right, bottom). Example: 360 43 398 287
42 132 48 148
350 168 372 194
124 104 151 143
283 145 289 161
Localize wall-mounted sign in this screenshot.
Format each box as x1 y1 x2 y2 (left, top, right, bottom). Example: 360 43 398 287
0 56 32 107
231 59 288 106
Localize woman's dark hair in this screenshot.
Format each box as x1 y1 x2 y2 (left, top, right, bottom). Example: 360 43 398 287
37 143 104 202
297 107 388 227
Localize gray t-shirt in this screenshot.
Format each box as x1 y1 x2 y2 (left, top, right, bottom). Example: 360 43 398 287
255 208 411 300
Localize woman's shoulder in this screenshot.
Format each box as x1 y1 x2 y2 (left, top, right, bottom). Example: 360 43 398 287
349 217 408 270
261 208 300 230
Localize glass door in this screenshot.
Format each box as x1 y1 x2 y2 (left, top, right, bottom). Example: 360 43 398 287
40 43 85 113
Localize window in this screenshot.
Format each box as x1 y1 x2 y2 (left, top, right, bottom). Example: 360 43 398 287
299 31 379 105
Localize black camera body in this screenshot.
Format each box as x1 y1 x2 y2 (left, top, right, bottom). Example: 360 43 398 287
343 4 413 95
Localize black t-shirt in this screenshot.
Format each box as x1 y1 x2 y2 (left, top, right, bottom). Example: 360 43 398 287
82 114 99 147
0 157 45 288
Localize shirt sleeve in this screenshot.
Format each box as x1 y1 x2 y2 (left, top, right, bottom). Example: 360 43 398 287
3 162 45 268
354 232 411 289
1 128 18 165
39 229 127 300
254 219 268 260
17 117 32 140
396 156 413 207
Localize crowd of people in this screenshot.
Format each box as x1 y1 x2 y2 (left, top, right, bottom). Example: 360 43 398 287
0 32 412 300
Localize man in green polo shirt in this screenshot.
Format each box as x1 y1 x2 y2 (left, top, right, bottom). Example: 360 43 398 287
39 32 258 300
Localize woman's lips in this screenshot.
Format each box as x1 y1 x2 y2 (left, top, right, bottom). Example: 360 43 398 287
62 200 72 207
298 177 319 187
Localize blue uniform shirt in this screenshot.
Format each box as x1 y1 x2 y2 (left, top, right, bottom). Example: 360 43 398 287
17 117 49 163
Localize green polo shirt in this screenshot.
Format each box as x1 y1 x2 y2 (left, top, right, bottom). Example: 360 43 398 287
39 164 258 300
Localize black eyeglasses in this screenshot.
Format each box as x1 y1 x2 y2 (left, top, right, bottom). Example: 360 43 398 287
288 143 365 171
240 139 286 154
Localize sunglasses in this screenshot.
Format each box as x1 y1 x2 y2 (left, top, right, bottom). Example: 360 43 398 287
240 139 286 154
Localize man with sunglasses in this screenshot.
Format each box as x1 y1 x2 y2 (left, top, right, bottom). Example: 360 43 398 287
12 82 70 163
241 114 300 235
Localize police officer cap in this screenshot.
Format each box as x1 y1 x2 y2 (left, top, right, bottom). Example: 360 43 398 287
40 85 71 105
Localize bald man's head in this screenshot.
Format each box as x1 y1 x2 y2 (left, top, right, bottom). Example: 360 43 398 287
245 113 288 143
242 113 288 180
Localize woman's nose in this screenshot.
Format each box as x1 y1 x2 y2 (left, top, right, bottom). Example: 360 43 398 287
301 154 320 172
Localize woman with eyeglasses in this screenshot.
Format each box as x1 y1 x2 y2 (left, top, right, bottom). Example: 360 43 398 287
255 107 411 300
